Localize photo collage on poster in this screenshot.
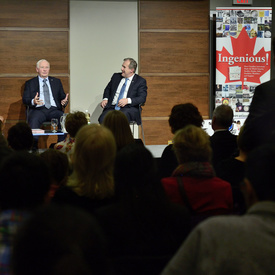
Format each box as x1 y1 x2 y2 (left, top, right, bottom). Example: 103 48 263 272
215 83 256 120
216 8 272 38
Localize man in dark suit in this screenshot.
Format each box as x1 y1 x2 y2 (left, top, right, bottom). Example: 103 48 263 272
98 58 147 124
22 59 69 148
210 104 238 171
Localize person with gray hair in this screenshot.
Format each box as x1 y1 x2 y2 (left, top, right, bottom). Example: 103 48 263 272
210 104 238 171
22 59 69 150
98 57 147 124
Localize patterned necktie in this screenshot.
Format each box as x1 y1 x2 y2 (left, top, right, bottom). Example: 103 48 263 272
43 79 51 109
115 78 128 110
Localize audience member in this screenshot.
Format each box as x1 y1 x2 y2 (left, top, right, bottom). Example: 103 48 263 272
12 204 112 275
103 110 142 151
53 124 116 213
0 135 12 166
98 57 147 124
161 143 275 275
159 103 203 179
161 125 233 227
210 104 238 171
215 126 251 214
7 122 33 151
95 143 190 275
22 59 69 150
0 151 51 274
54 111 87 158
40 149 70 200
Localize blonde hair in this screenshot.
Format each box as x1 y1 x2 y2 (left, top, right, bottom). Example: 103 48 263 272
103 110 134 151
173 125 212 163
68 124 116 199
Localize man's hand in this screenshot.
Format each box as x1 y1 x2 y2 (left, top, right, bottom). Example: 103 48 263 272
34 92 43 105
101 100 108 108
61 93 69 107
117 98 128 108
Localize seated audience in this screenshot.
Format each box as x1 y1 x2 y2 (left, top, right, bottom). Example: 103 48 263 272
103 110 142 151
12 204 113 275
161 125 233 226
53 124 116 213
95 143 190 275
7 122 33 151
161 143 275 275
0 151 51 274
159 103 203 179
40 149 70 200
210 104 238 171
54 111 87 158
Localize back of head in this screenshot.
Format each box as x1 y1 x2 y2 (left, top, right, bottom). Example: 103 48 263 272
65 111 87 138
70 124 116 199
0 151 51 210
114 143 165 204
212 104 233 129
173 125 212 163
7 122 33 151
12 204 111 275
245 144 275 201
168 103 203 134
40 149 69 187
103 110 134 151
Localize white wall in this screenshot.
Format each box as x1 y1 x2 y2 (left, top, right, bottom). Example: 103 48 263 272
70 1 138 123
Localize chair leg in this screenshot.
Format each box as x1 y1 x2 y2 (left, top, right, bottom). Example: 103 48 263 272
140 121 145 145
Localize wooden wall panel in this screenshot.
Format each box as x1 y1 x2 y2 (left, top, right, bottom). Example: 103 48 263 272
143 120 173 145
139 0 210 145
143 76 209 117
140 0 209 30
0 0 68 28
140 32 209 74
0 31 69 74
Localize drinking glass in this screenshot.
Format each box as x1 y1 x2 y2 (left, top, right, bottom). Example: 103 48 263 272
51 118 58 133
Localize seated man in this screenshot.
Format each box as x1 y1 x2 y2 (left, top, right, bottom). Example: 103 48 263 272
22 59 69 148
161 143 275 275
98 57 147 125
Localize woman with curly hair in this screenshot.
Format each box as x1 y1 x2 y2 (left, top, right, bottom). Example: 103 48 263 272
159 103 203 179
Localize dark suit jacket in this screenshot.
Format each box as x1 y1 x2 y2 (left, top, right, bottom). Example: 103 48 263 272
22 76 66 110
210 130 238 171
245 79 275 125
103 73 147 124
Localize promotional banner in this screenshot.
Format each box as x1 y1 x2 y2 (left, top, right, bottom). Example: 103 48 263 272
215 7 272 126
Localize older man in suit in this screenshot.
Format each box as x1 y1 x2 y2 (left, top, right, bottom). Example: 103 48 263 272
98 58 147 124
22 59 69 149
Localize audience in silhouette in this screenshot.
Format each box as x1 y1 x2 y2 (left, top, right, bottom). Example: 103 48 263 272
54 111 87 159
2 97 275 275
12 204 113 275
159 103 204 179
210 104 238 171
95 143 190 275
7 122 33 151
0 151 51 274
161 143 275 275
